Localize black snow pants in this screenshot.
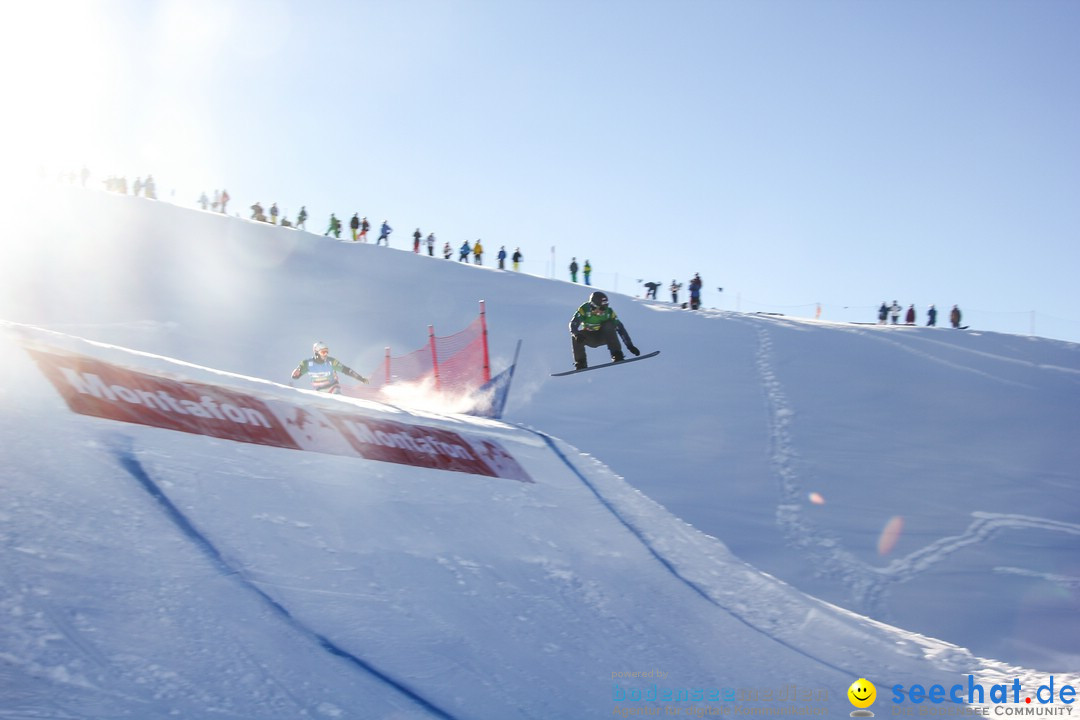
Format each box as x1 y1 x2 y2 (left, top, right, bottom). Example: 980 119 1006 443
572 323 623 367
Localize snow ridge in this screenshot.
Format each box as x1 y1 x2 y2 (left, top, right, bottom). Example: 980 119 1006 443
526 426 855 677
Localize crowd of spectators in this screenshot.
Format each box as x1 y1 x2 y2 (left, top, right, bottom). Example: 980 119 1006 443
67 165 972 328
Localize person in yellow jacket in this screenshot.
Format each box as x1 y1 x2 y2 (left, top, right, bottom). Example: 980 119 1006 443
473 239 484 265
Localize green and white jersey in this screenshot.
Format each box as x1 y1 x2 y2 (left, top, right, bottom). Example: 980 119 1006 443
294 356 353 391
572 303 617 332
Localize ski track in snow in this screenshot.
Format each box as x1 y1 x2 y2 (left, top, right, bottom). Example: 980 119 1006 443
876 513 1080 583
994 566 1080 589
747 321 884 611
851 326 1080 378
768 316 1032 388
37 320 181 334
108 437 458 720
842 330 1037 388
745 317 1080 617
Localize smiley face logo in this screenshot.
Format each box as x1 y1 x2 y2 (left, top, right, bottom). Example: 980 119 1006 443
848 678 877 709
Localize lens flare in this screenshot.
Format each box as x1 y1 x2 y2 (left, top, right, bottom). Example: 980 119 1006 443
877 515 904 556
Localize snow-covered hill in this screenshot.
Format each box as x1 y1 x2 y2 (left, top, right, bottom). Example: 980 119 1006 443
1 184 1077 718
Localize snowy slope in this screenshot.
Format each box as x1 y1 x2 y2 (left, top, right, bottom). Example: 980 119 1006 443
1 184 1078 717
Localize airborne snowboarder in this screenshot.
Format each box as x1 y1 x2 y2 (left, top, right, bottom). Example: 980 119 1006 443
568 291 640 370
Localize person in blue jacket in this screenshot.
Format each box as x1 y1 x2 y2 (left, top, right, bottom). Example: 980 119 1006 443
377 220 393 246
688 273 703 309
291 341 368 393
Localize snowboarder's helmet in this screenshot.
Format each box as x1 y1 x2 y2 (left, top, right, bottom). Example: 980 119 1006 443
589 291 609 308
313 341 329 356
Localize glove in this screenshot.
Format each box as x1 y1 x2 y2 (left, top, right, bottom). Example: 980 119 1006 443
627 345 641 356
291 369 301 379
360 375 369 384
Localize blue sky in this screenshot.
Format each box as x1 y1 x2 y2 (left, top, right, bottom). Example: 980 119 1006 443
9 0 1080 341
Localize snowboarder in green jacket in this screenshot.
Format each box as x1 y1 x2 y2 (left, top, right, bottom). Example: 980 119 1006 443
568 291 640 370
291 341 368 393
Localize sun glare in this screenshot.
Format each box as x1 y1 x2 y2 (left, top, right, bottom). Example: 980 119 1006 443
2 0 248 205
3 3 117 184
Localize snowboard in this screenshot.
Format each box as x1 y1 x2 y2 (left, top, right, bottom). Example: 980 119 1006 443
551 351 659 377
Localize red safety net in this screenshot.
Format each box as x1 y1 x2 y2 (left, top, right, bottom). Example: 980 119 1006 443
375 345 436 389
432 314 488 392
348 304 491 400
